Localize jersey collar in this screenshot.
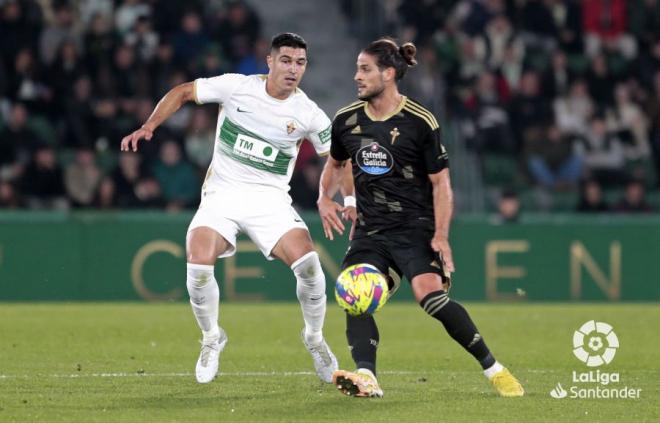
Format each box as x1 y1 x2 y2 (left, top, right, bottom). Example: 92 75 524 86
363 96 407 122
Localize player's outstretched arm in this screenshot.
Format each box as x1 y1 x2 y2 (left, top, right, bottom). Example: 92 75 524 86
429 169 455 272
318 156 349 240
120 82 196 152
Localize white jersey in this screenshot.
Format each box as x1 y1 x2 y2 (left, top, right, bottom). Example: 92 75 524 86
193 73 331 192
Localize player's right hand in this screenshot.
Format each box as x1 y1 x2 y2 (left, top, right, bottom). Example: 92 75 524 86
318 196 345 240
120 126 153 152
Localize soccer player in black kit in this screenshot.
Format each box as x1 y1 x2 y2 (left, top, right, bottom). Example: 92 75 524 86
318 38 524 398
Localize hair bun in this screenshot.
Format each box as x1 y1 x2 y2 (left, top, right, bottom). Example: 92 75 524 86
399 42 417 66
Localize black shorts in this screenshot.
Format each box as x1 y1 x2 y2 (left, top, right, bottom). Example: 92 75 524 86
342 224 448 285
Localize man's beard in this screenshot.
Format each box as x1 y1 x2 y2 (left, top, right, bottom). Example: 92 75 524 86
357 84 385 101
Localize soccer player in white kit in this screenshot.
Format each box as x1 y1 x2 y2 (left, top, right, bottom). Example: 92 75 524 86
120 33 338 385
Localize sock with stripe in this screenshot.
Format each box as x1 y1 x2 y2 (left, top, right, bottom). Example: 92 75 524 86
420 290 495 370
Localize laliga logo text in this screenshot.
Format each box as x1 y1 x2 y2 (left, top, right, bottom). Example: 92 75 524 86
550 320 642 400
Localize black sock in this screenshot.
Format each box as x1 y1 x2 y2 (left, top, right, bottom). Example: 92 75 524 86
346 312 379 375
420 290 496 370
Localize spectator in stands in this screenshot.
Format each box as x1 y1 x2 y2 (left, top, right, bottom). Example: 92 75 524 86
462 71 514 154
576 178 609 212
542 49 572 98
64 148 102 208
49 39 87 111
550 0 584 54
152 140 197 211
586 53 616 106
60 76 95 149
456 35 487 84
526 124 583 190
39 3 78 66
124 15 159 63
0 103 41 173
235 37 269 75
582 0 637 59
173 11 209 69
149 38 178 97
114 0 150 36
509 70 553 153
104 151 156 208
8 48 51 109
607 83 651 161
83 13 117 77
211 1 261 62
614 179 653 213
517 0 558 50
554 79 594 136
20 145 68 210
0 180 20 209
192 45 231 80
184 107 215 170
475 14 524 72
493 189 521 224
575 114 628 186
0 0 42 68
629 0 660 52
91 97 121 149
112 43 141 99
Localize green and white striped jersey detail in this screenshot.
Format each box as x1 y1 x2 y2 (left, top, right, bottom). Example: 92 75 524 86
218 118 293 175
194 74 331 192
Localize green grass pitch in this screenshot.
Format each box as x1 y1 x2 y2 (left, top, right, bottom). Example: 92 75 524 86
1 303 658 422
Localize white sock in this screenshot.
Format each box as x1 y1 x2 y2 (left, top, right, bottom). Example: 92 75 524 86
291 252 326 345
186 263 220 343
483 361 504 379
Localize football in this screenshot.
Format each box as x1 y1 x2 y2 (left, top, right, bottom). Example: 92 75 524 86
335 263 389 316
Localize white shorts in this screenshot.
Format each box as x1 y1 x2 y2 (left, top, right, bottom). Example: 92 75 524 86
187 187 308 260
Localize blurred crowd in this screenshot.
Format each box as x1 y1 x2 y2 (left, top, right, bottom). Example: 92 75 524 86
0 0 277 211
366 0 660 213
2 0 660 214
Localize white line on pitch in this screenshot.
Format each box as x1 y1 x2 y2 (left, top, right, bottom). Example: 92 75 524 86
0 369 563 379
0 371 418 379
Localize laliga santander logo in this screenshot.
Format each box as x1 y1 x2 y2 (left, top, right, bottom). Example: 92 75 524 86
549 320 641 400
572 320 619 367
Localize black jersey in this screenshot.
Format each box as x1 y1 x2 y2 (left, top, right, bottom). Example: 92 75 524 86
330 97 449 237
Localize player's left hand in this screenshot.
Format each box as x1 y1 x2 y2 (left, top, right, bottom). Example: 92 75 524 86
430 235 455 273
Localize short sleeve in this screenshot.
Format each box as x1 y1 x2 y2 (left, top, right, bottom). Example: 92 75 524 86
423 126 449 174
330 119 350 161
194 73 246 105
305 107 332 156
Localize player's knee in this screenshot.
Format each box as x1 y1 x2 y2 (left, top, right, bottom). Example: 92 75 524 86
412 274 445 302
186 250 217 265
291 251 324 284
187 263 215 288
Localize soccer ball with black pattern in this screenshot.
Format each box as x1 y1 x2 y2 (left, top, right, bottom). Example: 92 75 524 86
335 264 389 316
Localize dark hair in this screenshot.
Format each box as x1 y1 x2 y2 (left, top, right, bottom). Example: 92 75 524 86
270 32 307 52
362 37 417 81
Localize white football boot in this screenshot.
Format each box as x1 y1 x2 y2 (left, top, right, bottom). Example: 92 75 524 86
301 329 338 383
195 328 228 384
